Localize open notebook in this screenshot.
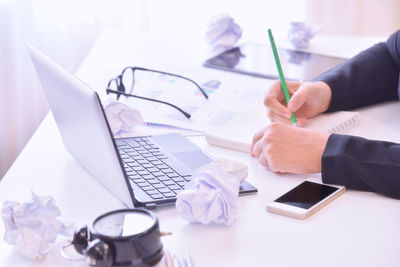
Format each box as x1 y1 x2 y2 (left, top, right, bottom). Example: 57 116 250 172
205 111 359 153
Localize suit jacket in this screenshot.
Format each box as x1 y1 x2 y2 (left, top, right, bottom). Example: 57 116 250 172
316 30 400 199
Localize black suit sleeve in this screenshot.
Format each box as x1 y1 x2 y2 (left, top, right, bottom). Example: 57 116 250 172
322 134 400 199
316 31 400 199
316 32 400 111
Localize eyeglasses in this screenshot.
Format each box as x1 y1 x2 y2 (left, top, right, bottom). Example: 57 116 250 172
106 67 209 119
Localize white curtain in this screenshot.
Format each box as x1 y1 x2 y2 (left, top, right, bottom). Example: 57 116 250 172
0 0 148 179
0 1 48 179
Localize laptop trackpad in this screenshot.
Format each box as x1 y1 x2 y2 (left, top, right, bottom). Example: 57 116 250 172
173 151 212 171
152 134 213 171
152 133 201 153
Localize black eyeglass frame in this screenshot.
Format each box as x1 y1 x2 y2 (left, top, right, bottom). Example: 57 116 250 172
106 67 209 119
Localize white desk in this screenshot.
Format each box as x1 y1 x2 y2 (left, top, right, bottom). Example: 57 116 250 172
1 30 400 267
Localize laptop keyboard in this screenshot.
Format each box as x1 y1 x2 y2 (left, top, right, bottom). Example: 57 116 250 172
116 136 192 200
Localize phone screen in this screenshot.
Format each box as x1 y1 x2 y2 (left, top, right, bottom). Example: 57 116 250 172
203 43 345 81
275 181 339 209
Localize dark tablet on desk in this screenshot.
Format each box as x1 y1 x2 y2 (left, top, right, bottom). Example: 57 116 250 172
203 43 346 81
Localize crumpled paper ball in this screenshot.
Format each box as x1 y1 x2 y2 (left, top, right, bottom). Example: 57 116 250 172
205 14 243 55
175 158 248 226
1 192 74 261
287 22 322 49
103 98 144 136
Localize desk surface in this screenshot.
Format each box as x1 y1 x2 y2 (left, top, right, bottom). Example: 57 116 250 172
1 31 399 267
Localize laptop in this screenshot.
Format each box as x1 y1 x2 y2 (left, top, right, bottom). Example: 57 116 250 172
28 45 257 209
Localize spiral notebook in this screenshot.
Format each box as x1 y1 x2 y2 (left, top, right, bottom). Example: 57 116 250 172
205 111 359 153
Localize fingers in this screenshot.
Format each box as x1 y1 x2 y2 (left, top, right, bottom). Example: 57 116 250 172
250 129 269 168
258 149 269 167
250 127 266 157
267 110 308 127
286 81 302 97
295 117 308 127
287 83 311 112
267 111 293 125
265 97 292 119
264 80 301 119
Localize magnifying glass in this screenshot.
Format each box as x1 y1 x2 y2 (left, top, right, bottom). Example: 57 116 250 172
64 209 165 267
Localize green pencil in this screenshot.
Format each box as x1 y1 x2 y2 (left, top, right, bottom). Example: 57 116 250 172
267 28 297 126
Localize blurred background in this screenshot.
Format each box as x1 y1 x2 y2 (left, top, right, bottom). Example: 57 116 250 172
1 0 399 179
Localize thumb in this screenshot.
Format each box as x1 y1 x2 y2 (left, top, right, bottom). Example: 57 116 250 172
287 86 309 112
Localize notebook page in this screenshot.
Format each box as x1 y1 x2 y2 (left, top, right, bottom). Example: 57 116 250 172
205 111 359 153
305 111 359 133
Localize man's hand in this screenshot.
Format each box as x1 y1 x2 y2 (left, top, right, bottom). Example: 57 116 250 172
264 81 332 126
250 123 330 173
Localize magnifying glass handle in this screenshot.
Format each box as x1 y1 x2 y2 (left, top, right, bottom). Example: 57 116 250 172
160 231 172 236
86 239 113 267
71 226 89 254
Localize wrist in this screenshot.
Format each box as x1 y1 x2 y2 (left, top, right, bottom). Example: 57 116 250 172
316 81 332 113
